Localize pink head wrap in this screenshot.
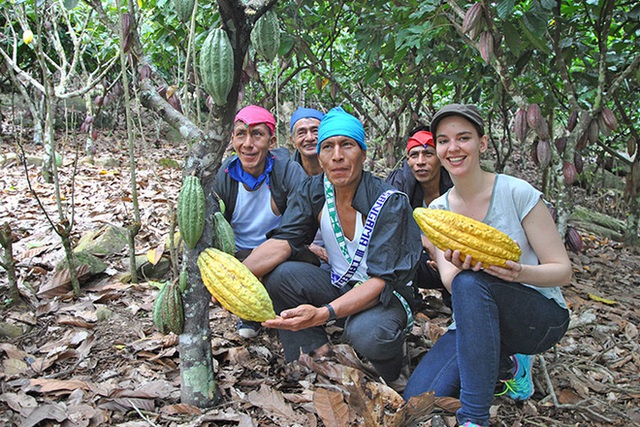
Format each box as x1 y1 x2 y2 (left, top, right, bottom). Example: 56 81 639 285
406 130 434 154
234 105 276 135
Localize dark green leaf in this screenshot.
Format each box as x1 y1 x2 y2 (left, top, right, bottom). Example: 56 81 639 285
495 0 515 20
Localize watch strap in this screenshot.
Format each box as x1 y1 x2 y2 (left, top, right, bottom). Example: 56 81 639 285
323 303 336 324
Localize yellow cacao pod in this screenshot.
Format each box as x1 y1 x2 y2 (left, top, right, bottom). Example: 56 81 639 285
197 248 276 322
413 208 521 267
23 30 34 45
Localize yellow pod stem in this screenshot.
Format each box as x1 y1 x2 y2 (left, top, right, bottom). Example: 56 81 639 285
413 208 521 267
197 248 276 322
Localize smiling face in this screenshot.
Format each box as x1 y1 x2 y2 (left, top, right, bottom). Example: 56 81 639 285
231 122 276 177
291 117 321 159
318 135 366 189
434 115 488 176
407 144 441 185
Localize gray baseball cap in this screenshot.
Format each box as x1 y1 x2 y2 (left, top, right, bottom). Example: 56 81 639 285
430 104 485 136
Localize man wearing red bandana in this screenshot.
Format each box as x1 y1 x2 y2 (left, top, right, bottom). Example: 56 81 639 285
386 127 453 306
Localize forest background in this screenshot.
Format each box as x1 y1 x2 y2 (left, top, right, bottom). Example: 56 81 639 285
1 0 639 426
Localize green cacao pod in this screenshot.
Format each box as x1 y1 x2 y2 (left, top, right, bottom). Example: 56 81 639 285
162 281 184 334
174 0 195 23
212 212 236 255
177 175 205 249
250 10 280 63
198 248 276 322
152 283 169 334
200 28 234 106
179 269 188 293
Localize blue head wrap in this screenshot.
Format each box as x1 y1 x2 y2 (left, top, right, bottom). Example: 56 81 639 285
316 107 366 154
289 107 325 133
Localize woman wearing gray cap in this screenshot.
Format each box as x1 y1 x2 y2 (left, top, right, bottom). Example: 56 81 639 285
403 104 572 427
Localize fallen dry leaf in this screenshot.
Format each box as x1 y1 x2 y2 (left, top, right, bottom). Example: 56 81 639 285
313 387 349 427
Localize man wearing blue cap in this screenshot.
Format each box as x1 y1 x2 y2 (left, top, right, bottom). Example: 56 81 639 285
243 107 422 389
290 107 325 176
289 107 328 264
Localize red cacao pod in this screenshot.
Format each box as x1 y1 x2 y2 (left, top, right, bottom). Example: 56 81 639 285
515 109 528 142
600 107 618 131
530 140 539 166
479 31 493 63
563 162 577 185
565 227 583 254
462 3 484 39
121 13 133 38
526 104 542 130
567 110 578 132
554 136 567 153
577 130 589 150
537 139 552 168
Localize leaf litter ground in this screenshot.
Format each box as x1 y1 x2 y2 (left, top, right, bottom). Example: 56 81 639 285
1 133 639 427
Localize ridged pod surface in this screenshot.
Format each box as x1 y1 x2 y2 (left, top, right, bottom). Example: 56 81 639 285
536 139 551 168
600 107 618 131
563 162 577 185
462 3 484 39
200 28 234 106
567 110 579 132
478 31 493 63
174 0 195 23
177 175 205 249
152 283 169 334
526 104 543 130
212 212 236 255
515 109 528 142
413 208 521 267
554 136 567 153
198 248 276 322
162 281 184 334
565 227 583 253
250 10 280 63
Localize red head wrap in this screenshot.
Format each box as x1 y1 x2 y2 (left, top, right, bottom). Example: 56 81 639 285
406 130 434 154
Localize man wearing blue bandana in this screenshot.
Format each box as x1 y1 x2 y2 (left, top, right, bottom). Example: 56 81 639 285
243 106 422 390
290 107 325 176
213 105 306 338
289 107 328 264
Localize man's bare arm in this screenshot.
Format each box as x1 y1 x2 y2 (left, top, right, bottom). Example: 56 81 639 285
243 238 292 278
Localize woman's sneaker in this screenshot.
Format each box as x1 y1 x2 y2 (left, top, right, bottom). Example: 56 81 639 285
499 354 534 401
237 319 261 339
459 422 482 427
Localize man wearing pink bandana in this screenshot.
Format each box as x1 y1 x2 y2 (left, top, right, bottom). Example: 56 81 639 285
213 105 306 338
386 126 453 308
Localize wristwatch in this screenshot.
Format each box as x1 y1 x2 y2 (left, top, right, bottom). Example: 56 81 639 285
323 304 337 326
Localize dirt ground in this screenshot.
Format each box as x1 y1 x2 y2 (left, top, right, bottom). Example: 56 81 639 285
1 128 639 427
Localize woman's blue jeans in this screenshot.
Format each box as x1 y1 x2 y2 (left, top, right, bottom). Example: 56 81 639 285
404 270 570 426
